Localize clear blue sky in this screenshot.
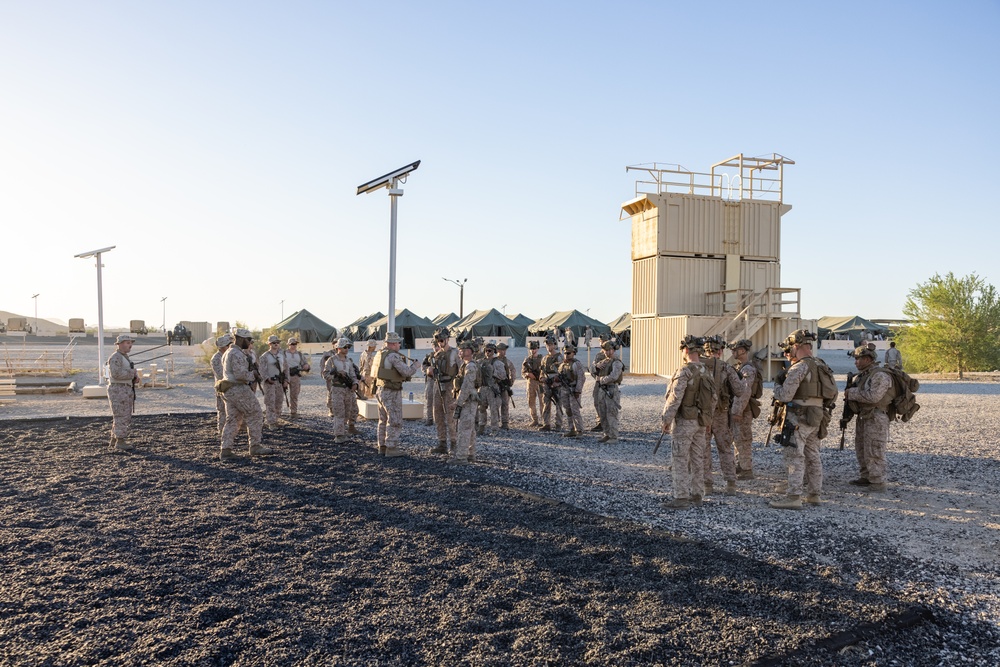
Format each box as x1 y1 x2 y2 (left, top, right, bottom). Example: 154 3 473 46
2 1 997 331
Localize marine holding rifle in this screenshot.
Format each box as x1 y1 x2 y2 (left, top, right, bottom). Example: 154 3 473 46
283 337 310 418
107 333 140 452
660 336 715 510
557 344 586 437
372 331 420 458
323 337 361 444
843 345 893 492
496 342 516 430
769 329 828 510
729 339 761 480
429 328 460 455
219 328 270 460
482 343 507 435
521 341 544 427
538 336 564 432
593 340 624 443
259 335 288 428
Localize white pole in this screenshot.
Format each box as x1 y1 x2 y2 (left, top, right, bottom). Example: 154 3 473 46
387 180 402 334
96 252 107 385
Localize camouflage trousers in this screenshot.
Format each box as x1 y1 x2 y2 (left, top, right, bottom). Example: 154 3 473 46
525 378 541 424
558 388 583 433
376 387 403 448
455 400 478 460
287 375 301 414
499 390 511 428
705 408 737 484
855 410 889 484
263 381 284 425
595 383 620 439
108 384 134 439
329 386 354 437
221 384 263 450
431 382 457 444
669 417 706 500
542 386 563 429
216 393 244 441
733 407 755 473
783 420 823 497
478 388 500 433
592 382 603 426
424 377 435 422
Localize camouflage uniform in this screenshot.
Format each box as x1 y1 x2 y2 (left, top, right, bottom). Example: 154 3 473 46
431 344 460 451
702 353 747 490
107 347 137 443
221 345 265 452
374 339 418 454
732 358 760 476
594 347 624 442
884 345 902 371
521 345 543 426
422 350 435 425
539 345 564 430
485 351 507 433
845 357 893 487
773 357 825 500
258 345 287 427
283 341 309 416
323 351 359 440
557 352 585 435
454 356 481 462
211 348 227 434
320 344 338 416
476 348 500 435
497 345 516 429
661 354 713 504
359 343 378 398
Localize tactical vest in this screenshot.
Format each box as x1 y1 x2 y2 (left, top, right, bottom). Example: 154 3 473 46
595 357 624 385
523 355 542 377
434 347 460 381
454 360 482 395
541 353 562 378
678 363 705 421
792 357 822 402
703 357 731 406
374 349 406 390
558 360 577 387
848 366 896 416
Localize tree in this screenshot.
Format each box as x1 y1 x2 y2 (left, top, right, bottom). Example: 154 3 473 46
897 273 1000 378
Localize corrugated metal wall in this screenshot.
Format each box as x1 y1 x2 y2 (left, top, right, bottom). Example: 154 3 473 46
632 256 780 317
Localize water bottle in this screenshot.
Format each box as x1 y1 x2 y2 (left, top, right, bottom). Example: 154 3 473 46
408 391 414 403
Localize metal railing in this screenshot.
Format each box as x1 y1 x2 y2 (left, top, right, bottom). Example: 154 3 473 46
627 153 794 203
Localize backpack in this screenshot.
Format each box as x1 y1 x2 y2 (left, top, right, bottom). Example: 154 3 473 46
886 367 920 422
689 365 717 427
813 358 839 404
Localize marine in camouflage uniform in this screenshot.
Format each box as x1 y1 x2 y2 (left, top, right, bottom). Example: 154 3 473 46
373 331 419 457
452 340 481 463
884 342 903 371
557 345 586 436
521 341 543 427
220 328 271 460
701 336 747 496
539 337 564 431
259 335 288 427
478 344 504 435
844 345 893 492
421 343 436 426
323 337 360 444
283 337 310 417
590 332 612 432
496 343 516 430
320 341 338 416
660 337 714 509
729 339 760 479
211 333 239 437
770 330 826 509
358 340 378 399
593 341 624 443
107 334 139 452
428 330 459 454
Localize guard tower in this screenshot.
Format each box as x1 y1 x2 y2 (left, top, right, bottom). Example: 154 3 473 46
621 153 815 379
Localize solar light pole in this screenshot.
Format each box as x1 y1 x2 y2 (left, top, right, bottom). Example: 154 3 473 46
32 293 39 335
75 246 116 386
357 161 420 334
161 296 167 333
443 278 467 318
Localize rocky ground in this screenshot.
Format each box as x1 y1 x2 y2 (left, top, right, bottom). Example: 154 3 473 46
1 345 998 665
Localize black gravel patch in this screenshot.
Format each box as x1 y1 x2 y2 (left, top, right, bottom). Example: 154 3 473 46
0 414 994 666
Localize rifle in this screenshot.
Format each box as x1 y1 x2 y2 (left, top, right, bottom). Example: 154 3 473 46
499 379 516 409
247 357 266 396
765 398 782 447
598 381 620 410
839 371 856 450
271 351 291 408
653 428 669 454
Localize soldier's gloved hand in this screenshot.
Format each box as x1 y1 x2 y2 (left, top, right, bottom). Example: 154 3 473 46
574 392 581 400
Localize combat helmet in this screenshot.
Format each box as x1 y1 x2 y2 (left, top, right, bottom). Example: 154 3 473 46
853 345 878 360
679 334 704 351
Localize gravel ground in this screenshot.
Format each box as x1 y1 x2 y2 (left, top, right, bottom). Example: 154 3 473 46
1 345 998 665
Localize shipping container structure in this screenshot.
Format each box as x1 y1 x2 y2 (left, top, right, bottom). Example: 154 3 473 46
623 154 813 379
180 321 213 344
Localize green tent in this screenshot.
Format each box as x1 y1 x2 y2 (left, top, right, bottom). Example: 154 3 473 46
530 310 612 340
273 309 338 343
432 312 460 328
365 309 437 349
343 312 384 341
451 308 528 347
817 315 884 342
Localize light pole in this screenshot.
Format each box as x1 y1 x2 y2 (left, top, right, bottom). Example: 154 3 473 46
443 278 467 318
32 294 39 335
500 304 507 316
161 297 167 333
75 246 116 387
357 161 420 334
280 300 285 320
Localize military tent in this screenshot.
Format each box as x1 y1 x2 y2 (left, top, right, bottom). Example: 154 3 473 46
451 308 528 347
530 310 612 341
509 313 535 328
273 309 338 343
365 309 437 348
817 315 885 342
607 312 631 347
342 312 384 341
432 312 460 328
